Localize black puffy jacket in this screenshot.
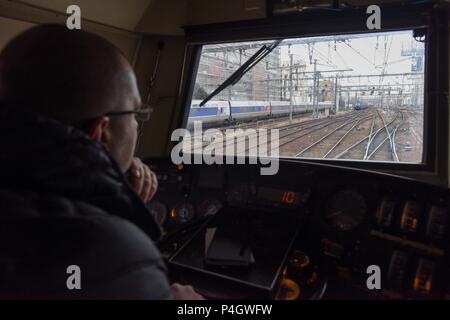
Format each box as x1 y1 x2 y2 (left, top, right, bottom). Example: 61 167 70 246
0 110 172 299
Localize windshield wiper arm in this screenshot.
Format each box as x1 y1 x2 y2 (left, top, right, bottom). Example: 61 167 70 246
200 39 283 106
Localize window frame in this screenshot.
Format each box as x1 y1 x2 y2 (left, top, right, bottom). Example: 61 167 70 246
174 2 448 184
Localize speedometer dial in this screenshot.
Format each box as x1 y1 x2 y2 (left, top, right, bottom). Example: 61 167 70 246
325 190 367 232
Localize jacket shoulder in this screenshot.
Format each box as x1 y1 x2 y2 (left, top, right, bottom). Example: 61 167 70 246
69 214 172 300
0 195 172 300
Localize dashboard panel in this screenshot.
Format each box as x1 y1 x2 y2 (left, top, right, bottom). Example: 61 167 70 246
145 158 450 300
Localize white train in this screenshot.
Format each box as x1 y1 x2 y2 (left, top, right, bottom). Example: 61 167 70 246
188 100 332 127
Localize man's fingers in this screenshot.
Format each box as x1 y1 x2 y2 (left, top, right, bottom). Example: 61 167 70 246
129 159 144 196
131 158 141 177
126 158 159 204
141 165 152 204
149 171 158 202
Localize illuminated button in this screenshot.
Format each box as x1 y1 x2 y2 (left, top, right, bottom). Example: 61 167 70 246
400 201 423 233
413 259 435 294
426 206 448 240
388 250 408 289
376 197 397 228
275 278 301 300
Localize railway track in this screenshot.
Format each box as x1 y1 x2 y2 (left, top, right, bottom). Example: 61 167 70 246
183 108 415 163
293 112 375 158
188 111 362 153
333 111 406 162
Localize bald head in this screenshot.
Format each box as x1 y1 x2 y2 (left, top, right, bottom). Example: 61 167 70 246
0 24 140 124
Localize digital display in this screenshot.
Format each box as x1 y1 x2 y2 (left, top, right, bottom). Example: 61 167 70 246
257 187 303 206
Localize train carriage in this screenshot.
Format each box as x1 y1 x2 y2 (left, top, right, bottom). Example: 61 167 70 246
188 100 332 126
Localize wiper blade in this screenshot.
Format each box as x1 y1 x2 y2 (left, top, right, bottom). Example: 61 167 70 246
200 39 283 106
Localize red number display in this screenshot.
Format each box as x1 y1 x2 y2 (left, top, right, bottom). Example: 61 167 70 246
282 191 296 204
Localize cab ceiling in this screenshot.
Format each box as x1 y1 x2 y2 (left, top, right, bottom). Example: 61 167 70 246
8 0 154 31
8 0 412 32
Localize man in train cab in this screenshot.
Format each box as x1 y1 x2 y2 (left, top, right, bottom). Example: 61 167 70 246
0 24 202 300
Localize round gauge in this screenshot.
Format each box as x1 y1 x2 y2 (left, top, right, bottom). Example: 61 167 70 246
170 202 195 224
290 251 311 269
198 199 222 217
147 201 168 226
325 190 367 232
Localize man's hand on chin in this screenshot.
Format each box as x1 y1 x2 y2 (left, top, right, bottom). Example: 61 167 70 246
126 157 158 204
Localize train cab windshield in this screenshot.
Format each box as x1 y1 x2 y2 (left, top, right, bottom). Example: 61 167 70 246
186 30 425 165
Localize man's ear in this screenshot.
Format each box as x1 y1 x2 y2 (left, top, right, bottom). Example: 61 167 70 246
86 117 112 148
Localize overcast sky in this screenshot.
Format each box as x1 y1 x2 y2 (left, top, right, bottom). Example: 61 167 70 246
279 30 424 87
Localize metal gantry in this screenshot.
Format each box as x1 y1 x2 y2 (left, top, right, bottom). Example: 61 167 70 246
195 31 424 114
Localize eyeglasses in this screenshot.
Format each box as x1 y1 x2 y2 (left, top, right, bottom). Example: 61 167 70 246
73 105 153 134
105 105 153 122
